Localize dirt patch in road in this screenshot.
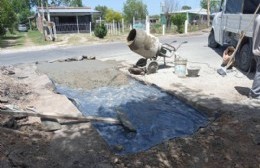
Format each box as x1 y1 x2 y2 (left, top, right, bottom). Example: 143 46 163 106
0 60 260 168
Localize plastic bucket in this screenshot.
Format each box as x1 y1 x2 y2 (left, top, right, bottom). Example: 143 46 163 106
175 59 187 77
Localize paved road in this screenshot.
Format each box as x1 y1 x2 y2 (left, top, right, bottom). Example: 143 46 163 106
0 33 223 66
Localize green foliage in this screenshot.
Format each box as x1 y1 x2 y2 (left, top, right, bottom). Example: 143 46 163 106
28 30 50 45
181 5 191 10
0 27 6 36
95 5 108 19
11 0 32 24
0 0 17 36
171 14 186 33
200 0 207 9
10 0 34 32
12 0 30 13
200 0 220 13
18 9 33 24
94 24 107 39
105 9 123 23
64 0 83 7
123 0 148 24
30 0 46 8
49 0 83 7
150 24 162 34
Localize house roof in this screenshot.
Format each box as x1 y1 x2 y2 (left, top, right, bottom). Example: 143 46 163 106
37 7 100 15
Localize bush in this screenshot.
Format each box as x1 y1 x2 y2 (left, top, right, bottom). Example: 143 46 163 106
150 23 162 34
94 24 107 38
0 26 7 36
171 14 186 33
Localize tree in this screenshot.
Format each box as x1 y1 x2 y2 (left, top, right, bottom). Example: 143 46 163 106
11 0 33 24
95 5 108 19
200 0 220 13
163 0 179 28
0 0 17 35
201 0 220 27
62 0 83 7
181 5 191 10
30 0 49 8
31 0 83 7
105 9 123 23
50 0 63 6
171 13 186 33
123 0 148 24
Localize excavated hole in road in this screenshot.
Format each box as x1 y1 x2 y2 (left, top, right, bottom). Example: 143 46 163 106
54 78 208 155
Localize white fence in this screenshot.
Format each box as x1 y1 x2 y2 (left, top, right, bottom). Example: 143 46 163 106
105 22 124 35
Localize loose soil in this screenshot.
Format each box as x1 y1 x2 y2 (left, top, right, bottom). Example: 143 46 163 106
0 60 259 168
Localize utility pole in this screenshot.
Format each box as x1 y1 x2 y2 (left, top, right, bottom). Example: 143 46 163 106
46 0 50 21
41 0 46 40
207 0 210 27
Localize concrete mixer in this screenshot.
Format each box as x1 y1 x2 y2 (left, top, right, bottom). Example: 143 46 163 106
127 29 187 74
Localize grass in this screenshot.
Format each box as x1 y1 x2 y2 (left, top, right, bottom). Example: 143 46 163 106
188 24 208 32
0 31 25 48
27 30 50 45
0 30 52 49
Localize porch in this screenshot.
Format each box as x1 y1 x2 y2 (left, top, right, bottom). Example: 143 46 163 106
37 7 99 33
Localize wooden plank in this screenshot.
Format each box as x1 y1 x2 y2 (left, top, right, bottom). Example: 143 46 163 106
0 110 120 125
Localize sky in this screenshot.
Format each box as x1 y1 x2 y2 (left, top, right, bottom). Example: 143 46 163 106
82 0 201 15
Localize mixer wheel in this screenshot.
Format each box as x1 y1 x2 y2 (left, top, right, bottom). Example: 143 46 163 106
146 61 159 74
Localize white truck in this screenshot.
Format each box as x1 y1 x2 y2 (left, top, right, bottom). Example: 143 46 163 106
208 0 260 72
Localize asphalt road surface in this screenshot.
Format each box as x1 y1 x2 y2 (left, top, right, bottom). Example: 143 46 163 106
0 33 224 66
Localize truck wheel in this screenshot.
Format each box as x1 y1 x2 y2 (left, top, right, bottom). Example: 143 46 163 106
237 43 254 72
208 30 218 48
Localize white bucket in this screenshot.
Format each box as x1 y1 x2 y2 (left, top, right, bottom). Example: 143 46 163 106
175 59 187 77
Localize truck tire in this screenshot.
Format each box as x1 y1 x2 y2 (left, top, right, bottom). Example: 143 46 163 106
208 30 218 48
236 42 254 72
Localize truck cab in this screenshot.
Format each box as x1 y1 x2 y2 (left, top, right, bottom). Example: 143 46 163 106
208 0 260 72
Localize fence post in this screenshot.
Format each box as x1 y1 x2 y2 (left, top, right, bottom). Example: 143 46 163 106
113 20 115 35
116 23 118 35
146 15 150 34
184 20 188 34
76 15 79 33
122 18 124 33
90 22 92 36
118 22 121 34
53 23 57 40
162 24 165 35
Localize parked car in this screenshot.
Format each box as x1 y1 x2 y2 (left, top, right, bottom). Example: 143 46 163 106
18 24 28 32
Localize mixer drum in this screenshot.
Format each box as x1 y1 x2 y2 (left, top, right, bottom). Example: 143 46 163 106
127 29 161 59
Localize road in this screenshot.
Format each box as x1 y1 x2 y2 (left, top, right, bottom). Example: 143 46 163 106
0 33 223 67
